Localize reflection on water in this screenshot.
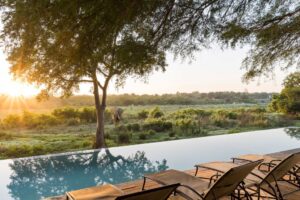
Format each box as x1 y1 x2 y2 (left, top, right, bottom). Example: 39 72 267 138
284 127 300 140
7 149 168 200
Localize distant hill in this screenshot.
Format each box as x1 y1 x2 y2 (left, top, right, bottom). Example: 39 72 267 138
0 92 274 110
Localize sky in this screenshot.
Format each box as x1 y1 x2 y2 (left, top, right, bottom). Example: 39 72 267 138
0 44 293 97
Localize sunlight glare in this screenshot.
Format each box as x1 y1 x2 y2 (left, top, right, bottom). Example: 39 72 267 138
3 81 38 97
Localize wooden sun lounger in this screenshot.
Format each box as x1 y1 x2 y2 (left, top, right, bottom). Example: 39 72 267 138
231 148 300 171
195 152 300 199
143 160 262 200
66 184 123 200
66 183 180 200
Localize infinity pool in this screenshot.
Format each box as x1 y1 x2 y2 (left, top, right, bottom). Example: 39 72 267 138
0 127 300 200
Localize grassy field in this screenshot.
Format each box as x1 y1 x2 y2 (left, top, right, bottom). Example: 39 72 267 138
0 103 262 118
0 104 298 159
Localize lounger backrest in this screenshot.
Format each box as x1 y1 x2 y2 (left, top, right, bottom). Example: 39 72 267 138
262 152 300 184
116 183 180 200
204 159 262 200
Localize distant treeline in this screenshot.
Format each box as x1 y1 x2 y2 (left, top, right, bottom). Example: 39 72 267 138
0 92 274 109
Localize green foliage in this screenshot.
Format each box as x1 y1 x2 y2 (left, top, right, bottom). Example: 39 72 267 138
52 107 79 119
149 107 164 118
138 133 148 140
2 114 22 128
126 123 140 132
118 132 131 144
66 118 80 126
147 130 156 136
0 104 298 159
137 110 149 119
168 131 176 137
0 92 272 111
142 119 172 132
283 72 300 88
0 131 13 140
269 73 300 115
79 107 97 123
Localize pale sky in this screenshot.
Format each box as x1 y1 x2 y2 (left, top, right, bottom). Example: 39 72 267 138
0 44 293 97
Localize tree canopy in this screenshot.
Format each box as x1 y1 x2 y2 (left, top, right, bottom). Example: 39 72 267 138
0 0 166 97
269 72 300 115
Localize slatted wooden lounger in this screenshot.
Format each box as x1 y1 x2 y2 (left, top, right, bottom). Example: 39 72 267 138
143 160 262 200
66 183 180 200
195 152 300 199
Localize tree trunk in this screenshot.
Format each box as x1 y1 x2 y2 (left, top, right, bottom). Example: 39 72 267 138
93 79 106 148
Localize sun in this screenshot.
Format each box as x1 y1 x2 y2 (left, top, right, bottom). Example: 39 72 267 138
4 81 38 97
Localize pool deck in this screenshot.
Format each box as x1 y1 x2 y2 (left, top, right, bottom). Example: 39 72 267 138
44 148 300 200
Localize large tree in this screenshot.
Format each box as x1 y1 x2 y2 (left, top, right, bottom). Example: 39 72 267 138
0 0 169 148
269 72 300 115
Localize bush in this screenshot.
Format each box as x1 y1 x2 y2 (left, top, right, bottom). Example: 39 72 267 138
139 133 148 140
168 131 176 137
118 132 131 144
79 107 97 123
0 132 13 140
52 107 79 119
142 119 172 132
2 114 23 128
2 145 33 158
175 119 192 131
115 125 128 132
147 130 156 136
126 123 140 131
149 107 164 118
22 111 37 128
137 110 149 119
66 118 80 126
36 114 60 126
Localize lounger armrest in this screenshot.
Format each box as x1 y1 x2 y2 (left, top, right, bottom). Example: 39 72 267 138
258 161 280 171
178 184 205 200
231 157 254 163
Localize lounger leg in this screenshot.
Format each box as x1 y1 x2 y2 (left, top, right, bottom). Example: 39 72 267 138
142 177 147 191
194 166 199 176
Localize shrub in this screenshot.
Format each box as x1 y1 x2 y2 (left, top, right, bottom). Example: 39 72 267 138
79 107 97 123
126 123 140 131
3 145 33 158
22 111 37 128
175 119 192 131
52 107 79 119
147 130 156 136
138 110 149 119
66 118 80 126
139 133 148 140
0 132 13 140
118 132 131 144
36 114 60 126
149 107 164 118
104 108 113 123
142 119 172 132
168 131 176 137
227 112 238 120
2 114 23 128
115 125 128 132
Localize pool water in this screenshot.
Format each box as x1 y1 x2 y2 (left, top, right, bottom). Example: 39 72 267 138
0 127 300 200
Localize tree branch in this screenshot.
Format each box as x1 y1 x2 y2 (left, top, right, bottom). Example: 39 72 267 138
258 7 300 28
96 67 109 77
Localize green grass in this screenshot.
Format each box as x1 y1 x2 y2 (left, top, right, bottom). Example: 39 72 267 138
0 103 261 118
0 104 298 160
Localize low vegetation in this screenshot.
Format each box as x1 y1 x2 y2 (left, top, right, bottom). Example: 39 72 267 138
0 104 298 159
